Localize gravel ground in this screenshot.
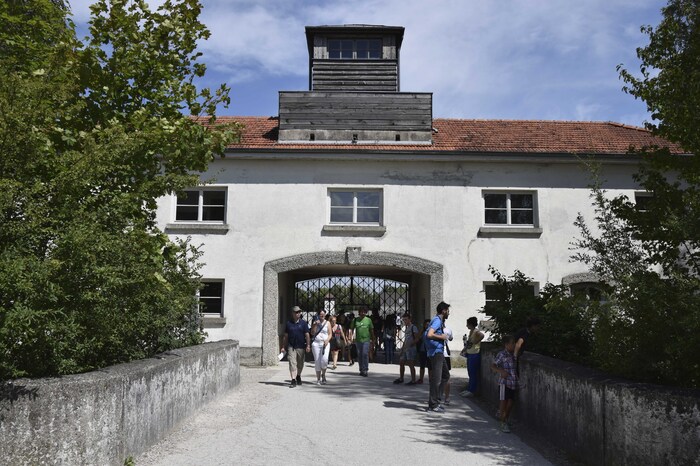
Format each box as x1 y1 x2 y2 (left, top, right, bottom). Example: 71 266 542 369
136 361 564 466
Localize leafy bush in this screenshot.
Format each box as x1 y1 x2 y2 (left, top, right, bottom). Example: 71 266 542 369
484 266 700 389
483 267 598 367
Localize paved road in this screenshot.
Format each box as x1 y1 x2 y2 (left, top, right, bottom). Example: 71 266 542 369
137 361 554 466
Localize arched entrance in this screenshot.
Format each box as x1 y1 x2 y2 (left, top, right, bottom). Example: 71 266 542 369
262 247 443 365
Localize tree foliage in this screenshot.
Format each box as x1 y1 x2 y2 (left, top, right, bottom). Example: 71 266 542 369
568 0 700 388
482 267 598 367
0 0 240 379
617 0 700 274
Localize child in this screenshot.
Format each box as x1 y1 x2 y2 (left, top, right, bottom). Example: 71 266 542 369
491 335 518 433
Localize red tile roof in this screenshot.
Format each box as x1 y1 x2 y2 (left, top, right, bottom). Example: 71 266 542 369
202 116 686 155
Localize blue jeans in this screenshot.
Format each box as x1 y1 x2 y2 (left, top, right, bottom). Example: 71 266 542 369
466 353 481 393
357 341 370 373
384 337 395 364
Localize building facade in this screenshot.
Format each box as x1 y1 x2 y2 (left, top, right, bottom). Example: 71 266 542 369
155 25 678 365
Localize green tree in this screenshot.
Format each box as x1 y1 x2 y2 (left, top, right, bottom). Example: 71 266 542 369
0 0 240 379
570 0 700 388
617 0 700 274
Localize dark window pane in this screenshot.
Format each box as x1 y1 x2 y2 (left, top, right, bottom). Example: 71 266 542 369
356 39 369 58
330 207 353 223
203 190 225 206
368 39 382 58
511 210 533 225
635 194 652 212
200 297 222 315
328 40 340 58
330 191 353 207
357 191 380 207
357 207 379 223
510 194 533 209
176 206 198 221
201 281 222 298
202 206 225 221
200 282 223 315
485 209 507 224
340 40 353 58
484 194 506 208
177 190 198 206
484 284 500 300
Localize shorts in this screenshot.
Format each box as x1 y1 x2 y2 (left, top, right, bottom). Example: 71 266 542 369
499 384 516 401
400 346 417 362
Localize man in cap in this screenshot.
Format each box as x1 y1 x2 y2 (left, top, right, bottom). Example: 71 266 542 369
281 305 311 387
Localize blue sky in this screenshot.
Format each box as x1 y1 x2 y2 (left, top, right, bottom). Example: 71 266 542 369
71 0 666 127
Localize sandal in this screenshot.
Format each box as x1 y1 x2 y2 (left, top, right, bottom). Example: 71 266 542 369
406 380 416 385
393 378 404 384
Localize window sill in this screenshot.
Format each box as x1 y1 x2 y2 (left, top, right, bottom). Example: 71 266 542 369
165 223 230 235
322 224 386 237
202 317 226 328
478 226 542 238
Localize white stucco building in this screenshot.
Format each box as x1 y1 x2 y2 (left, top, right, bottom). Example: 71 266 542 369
155 25 679 365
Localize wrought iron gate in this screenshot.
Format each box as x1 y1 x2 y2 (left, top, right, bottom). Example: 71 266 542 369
294 275 409 316
294 276 411 359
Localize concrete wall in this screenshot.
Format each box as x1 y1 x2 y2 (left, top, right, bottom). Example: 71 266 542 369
0 341 240 466
481 346 700 466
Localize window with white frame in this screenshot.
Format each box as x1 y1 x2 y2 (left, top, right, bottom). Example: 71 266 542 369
328 39 382 59
329 189 382 224
199 280 224 316
483 191 536 226
176 189 226 222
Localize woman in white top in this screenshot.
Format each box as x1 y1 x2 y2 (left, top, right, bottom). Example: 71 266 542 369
311 309 332 385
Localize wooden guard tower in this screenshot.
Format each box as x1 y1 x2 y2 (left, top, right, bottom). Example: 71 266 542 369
278 24 433 144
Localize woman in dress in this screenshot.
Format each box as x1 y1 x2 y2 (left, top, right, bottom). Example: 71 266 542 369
329 315 348 370
311 309 332 385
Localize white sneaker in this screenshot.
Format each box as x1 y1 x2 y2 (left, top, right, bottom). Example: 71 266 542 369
459 390 473 398
316 380 322 385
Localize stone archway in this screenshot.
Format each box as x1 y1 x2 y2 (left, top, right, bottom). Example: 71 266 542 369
261 247 443 365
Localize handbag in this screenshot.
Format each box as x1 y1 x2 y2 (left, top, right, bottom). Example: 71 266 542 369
330 335 341 351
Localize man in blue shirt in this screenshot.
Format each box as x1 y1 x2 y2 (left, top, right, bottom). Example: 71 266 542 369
426 301 451 412
281 306 310 388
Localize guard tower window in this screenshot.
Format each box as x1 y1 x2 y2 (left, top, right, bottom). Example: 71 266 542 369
328 39 382 59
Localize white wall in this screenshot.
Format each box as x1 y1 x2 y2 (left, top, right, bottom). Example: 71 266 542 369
155 155 641 349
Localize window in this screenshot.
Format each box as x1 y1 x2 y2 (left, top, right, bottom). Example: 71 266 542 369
634 192 653 212
483 282 538 313
329 189 382 224
328 39 382 59
176 189 226 222
199 280 224 316
483 192 536 226
570 283 606 303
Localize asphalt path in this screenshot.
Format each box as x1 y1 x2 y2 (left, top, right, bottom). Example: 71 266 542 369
137 360 555 465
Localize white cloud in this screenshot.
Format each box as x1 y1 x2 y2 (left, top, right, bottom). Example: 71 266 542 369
69 0 667 124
